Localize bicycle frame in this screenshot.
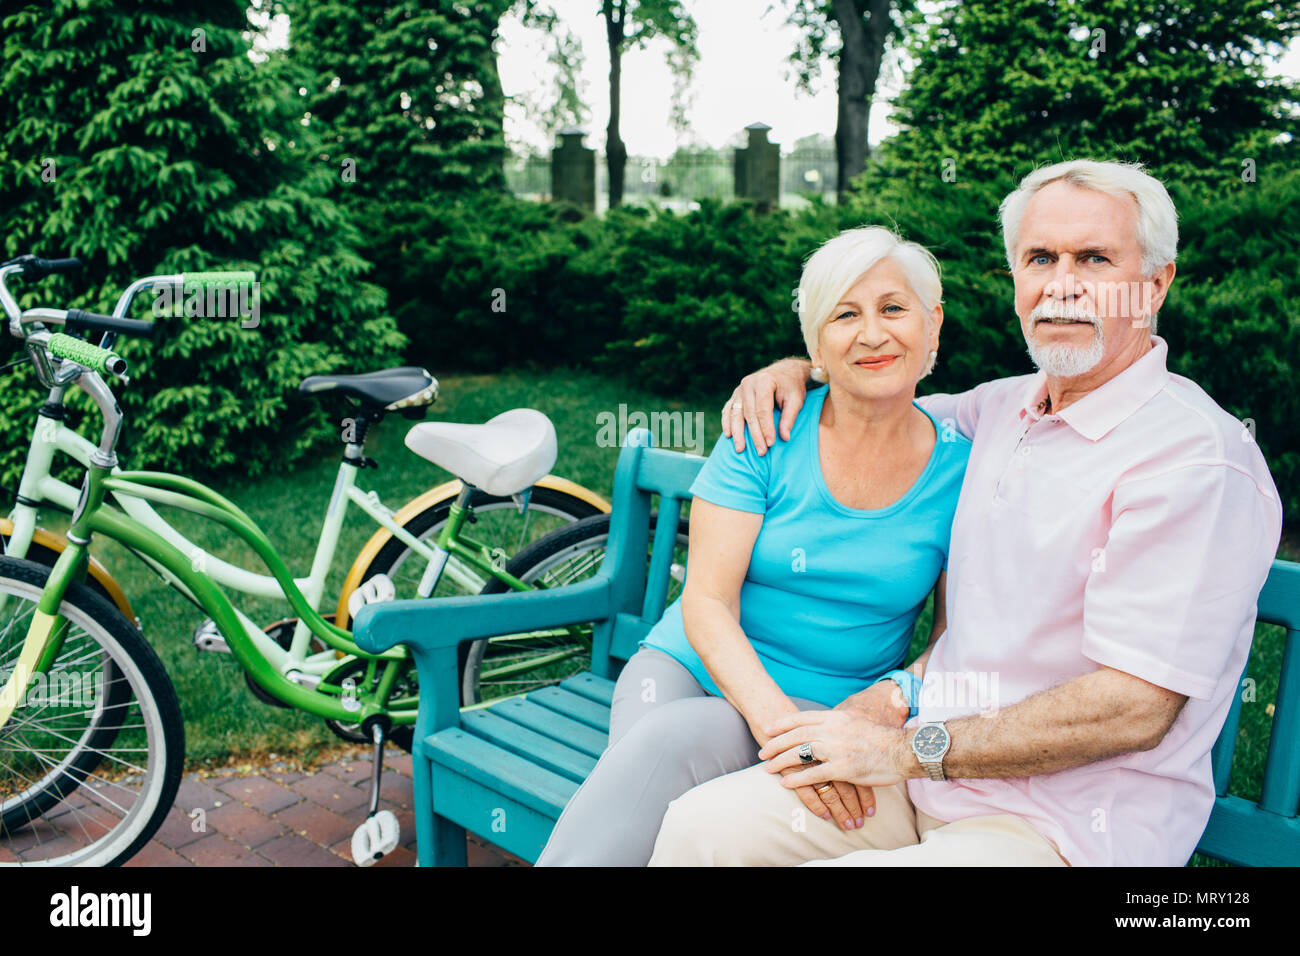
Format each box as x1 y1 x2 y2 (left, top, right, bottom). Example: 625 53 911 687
4 409 528 686
0 262 582 736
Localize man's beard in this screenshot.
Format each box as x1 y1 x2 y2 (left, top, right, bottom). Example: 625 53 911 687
1024 303 1105 377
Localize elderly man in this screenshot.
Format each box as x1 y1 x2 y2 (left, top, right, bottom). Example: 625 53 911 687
648 159 1282 867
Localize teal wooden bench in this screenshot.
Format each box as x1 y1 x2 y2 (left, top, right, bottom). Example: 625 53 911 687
353 431 1300 867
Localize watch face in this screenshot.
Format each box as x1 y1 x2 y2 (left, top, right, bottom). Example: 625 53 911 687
914 724 948 759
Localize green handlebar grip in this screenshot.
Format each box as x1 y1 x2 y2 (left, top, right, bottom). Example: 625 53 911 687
183 271 256 289
48 332 126 375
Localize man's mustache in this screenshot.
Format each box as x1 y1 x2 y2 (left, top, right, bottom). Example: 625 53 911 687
1029 303 1101 326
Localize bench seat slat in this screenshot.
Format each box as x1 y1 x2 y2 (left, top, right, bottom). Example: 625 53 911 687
487 696 609 757
560 672 616 707
529 685 611 731
461 709 599 783
427 728 579 819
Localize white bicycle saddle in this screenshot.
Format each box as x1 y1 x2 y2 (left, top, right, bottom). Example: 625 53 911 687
403 408 558 497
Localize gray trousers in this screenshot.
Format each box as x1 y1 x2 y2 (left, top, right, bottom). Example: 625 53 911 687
534 647 826 866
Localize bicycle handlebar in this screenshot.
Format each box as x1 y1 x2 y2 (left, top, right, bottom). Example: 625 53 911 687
26 257 82 278
0 255 83 281
64 309 156 340
48 332 128 378
183 271 256 290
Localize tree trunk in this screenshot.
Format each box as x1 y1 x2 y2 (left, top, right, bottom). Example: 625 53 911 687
604 1 626 208
480 17 508 191
832 0 890 202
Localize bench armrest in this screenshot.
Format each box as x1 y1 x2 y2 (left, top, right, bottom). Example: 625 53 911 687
352 573 616 655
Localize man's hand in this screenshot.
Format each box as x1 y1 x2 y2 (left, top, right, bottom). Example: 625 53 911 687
720 357 813 456
760 710 912 789
778 766 875 830
835 680 911 729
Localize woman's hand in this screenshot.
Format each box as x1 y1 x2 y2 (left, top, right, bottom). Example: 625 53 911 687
835 680 911 728
779 766 875 830
760 710 911 789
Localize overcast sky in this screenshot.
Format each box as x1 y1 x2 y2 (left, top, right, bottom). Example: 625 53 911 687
497 0 1300 158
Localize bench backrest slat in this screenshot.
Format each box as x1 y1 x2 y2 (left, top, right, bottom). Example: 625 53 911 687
589 439 704 678
1208 559 1300 819
1257 561 1300 817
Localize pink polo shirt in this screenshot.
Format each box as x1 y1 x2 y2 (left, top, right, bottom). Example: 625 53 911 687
911 335 1282 866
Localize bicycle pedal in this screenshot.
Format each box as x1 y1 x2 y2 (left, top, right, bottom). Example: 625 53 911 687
193 619 230 654
347 573 396 619
351 810 400 866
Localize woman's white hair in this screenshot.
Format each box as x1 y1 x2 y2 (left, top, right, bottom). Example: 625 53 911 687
999 159 1179 279
798 225 943 361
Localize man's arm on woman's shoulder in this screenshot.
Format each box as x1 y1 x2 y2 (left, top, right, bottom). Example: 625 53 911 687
915 380 999 441
720 357 814 455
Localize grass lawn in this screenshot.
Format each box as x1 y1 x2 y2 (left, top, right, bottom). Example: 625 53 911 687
17 367 1293 866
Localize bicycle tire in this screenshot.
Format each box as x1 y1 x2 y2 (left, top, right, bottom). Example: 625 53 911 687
339 484 607 723
0 557 184 866
0 533 128 619
462 512 690 705
349 484 607 619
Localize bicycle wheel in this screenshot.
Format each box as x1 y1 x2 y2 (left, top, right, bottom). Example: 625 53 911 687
0 558 183 866
462 512 690 705
341 484 607 629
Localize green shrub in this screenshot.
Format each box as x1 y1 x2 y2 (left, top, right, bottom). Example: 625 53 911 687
0 1 406 495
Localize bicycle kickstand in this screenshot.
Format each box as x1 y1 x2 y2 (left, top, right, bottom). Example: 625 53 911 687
350 718 401 866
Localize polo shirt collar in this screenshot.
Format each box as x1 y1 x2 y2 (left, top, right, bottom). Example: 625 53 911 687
1018 335 1171 441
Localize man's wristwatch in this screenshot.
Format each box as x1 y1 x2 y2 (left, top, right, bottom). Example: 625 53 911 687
910 722 951 781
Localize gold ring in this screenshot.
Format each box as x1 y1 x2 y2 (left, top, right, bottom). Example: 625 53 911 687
815 783 833 794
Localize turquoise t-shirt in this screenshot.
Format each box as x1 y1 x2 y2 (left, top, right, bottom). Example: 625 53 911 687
641 385 971 707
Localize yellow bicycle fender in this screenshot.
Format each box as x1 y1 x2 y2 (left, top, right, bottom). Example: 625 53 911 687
333 475 611 626
0 609 57 729
0 519 136 623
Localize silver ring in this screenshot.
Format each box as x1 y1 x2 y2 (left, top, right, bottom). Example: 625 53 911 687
798 743 814 764
731 401 742 411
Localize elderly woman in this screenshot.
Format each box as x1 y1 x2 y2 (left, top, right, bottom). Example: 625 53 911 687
535 226 971 866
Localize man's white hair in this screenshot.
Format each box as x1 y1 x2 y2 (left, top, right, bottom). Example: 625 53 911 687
798 225 942 360
999 158 1179 282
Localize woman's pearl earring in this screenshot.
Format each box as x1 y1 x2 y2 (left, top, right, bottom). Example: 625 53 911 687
811 365 827 384
921 350 938 378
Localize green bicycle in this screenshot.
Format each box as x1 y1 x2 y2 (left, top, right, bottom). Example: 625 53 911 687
0 257 637 864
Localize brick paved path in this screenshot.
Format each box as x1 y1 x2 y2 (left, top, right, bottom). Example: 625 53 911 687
125 746 528 867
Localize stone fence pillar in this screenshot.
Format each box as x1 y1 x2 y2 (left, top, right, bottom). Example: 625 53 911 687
551 126 595 210
733 122 779 210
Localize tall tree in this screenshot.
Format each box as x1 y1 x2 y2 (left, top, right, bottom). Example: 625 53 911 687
600 0 698 207
289 0 514 199
0 0 404 485
784 0 914 201
872 0 1300 190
